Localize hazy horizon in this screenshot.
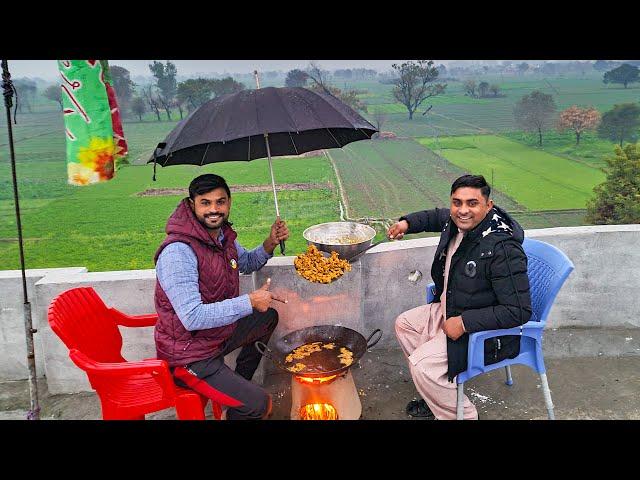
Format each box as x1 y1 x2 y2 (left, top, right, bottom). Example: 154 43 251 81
4 59 589 81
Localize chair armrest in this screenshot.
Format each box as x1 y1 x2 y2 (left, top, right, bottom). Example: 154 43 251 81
109 308 158 328
69 349 169 377
426 282 435 304
467 321 543 370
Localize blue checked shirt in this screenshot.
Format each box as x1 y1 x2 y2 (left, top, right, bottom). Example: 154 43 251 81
156 230 272 331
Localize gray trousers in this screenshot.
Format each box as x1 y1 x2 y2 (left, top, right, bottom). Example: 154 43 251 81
174 308 278 420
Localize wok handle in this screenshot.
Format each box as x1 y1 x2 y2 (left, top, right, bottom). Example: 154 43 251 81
254 341 274 360
365 329 383 349
254 341 290 374
279 240 286 256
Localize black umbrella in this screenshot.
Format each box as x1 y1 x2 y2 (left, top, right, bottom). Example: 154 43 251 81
148 85 377 255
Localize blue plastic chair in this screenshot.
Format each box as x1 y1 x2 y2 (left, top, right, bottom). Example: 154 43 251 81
426 237 574 419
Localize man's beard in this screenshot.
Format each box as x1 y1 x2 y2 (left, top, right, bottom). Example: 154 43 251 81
201 213 226 230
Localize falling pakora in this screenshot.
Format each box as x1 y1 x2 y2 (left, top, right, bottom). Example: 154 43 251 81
294 245 351 284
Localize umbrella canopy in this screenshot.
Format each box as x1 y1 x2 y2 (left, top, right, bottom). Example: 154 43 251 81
149 86 377 166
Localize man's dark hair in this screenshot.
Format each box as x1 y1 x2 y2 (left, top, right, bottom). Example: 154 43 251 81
188 174 231 200
450 174 491 200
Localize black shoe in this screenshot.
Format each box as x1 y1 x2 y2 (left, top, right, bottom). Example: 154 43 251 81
405 399 435 419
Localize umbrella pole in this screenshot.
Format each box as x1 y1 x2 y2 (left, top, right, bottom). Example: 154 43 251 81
2 59 40 420
254 71 285 255
263 133 285 255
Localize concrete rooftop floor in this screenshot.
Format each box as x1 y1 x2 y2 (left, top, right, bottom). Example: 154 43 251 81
2 350 639 420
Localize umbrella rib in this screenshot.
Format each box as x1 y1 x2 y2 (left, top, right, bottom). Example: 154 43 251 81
288 131 299 155
325 128 342 148
200 143 210 166
295 89 342 149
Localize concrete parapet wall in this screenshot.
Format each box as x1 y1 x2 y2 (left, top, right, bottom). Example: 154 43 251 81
0 268 87 381
1 225 639 392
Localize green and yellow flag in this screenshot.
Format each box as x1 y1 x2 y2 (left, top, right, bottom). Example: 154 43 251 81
57 60 128 185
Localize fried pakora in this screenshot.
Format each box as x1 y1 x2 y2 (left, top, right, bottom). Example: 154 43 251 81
294 245 351 284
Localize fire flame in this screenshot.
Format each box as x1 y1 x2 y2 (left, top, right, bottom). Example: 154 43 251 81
300 403 338 420
295 374 338 385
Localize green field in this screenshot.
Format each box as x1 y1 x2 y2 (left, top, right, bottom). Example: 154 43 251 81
1 70 634 272
418 135 605 210
328 138 521 219
358 76 640 139
503 130 617 169
0 135 340 270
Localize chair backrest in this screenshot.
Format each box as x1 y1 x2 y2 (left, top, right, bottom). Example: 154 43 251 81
48 287 126 363
522 238 574 324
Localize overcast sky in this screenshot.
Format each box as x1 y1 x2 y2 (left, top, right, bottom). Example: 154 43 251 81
7 60 414 80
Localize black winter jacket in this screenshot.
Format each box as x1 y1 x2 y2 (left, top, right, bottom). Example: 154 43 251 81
400 205 532 381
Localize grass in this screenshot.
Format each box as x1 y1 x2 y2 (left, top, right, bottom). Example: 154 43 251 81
503 130 618 169
0 131 340 271
418 135 605 210
3 72 631 271
328 138 521 219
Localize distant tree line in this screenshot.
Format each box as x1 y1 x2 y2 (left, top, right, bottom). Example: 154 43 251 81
462 80 502 98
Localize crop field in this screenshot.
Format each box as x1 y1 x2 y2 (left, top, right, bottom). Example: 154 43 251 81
0 112 340 270
328 138 522 219
355 76 640 139
2 70 631 272
417 135 605 210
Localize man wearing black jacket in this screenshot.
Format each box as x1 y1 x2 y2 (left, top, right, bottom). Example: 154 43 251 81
389 175 531 420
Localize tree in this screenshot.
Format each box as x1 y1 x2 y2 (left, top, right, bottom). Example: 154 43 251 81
603 64 640 89
142 85 162 121
557 106 601 145
306 61 332 93
42 84 62 110
130 96 147 121
211 77 245 97
463 79 477 97
308 83 368 113
13 78 37 113
597 103 640 146
285 69 309 87
513 90 556 146
149 60 178 120
372 108 387 138
391 60 446 119
110 65 135 115
478 81 490 98
586 143 640 224
489 84 501 97
306 62 367 113
177 78 214 111
517 62 529 75
593 60 617 72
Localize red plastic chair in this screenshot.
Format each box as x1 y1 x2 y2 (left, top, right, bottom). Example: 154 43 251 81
48 286 223 420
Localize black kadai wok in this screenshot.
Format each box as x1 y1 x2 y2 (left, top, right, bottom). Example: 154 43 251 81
255 325 382 378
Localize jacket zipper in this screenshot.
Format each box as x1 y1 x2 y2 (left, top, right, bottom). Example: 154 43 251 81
183 339 193 351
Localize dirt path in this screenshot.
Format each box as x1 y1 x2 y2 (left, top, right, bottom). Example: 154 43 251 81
137 182 333 197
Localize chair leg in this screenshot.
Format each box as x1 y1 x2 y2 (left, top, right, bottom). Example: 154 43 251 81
539 373 555 420
175 392 206 420
505 365 513 386
456 383 465 420
212 402 223 420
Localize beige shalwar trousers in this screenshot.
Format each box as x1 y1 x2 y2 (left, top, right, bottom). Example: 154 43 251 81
395 301 478 420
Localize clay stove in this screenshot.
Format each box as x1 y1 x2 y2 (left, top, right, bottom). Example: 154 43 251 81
290 369 361 420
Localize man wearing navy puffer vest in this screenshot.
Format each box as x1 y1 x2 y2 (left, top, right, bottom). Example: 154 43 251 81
154 174 289 420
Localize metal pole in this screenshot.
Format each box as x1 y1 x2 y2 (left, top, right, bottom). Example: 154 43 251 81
2 59 40 420
254 70 285 255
